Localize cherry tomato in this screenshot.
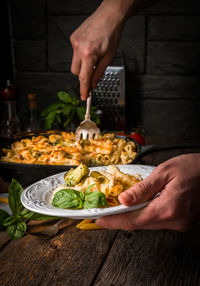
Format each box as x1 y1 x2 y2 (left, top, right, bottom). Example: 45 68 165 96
129 132 145 145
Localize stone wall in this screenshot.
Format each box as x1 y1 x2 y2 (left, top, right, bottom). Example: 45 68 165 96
8 0 200 138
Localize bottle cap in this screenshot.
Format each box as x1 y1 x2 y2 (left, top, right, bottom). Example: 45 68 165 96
27 93 37 100
0 80 17 101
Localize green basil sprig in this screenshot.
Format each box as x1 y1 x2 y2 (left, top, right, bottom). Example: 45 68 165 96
52 189 85 209
52 184 108 209
84 191 108 209
0 179 60 240
41 91 100 130
0 180 109 240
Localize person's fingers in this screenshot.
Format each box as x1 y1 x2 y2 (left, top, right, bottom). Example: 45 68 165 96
119 167 168 206
91 54 113 88
96 213 191 232
79 58 96 100
71 51 81 76
96 186 191 231
96 212 137 230
96 198 160 230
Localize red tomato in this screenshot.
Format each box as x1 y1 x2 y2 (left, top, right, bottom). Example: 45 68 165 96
129 132 145 145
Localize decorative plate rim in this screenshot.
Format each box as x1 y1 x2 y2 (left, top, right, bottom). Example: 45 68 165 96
21 164 155 219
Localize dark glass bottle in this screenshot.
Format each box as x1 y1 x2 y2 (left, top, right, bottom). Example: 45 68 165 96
0 80 21 139
26 93 41 132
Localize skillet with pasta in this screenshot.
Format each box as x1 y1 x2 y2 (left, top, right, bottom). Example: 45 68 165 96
1 131 137 166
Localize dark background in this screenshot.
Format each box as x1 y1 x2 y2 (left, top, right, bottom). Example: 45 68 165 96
1 0 200 140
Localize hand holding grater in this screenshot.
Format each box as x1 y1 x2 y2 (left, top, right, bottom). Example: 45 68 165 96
92 66 126 131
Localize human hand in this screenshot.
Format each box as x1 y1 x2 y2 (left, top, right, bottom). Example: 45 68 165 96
70 0 133 100
96 154 200 231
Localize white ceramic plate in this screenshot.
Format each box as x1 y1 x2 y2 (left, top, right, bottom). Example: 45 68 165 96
21 165 155 219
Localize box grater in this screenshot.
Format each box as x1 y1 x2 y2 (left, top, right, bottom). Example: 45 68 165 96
92 66 126 131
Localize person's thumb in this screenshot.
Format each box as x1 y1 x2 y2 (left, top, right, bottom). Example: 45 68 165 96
119 169 165 206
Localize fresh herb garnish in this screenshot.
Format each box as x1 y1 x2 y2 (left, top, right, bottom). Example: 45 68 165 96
0 180 109 240
52 189 84 209
7 221 27 240
0 179 59 240
52 184 108 210
41 90 100 130
84 191 108 209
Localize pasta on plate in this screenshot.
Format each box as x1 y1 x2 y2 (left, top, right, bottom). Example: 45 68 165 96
52 163 143 209
1 132 137 166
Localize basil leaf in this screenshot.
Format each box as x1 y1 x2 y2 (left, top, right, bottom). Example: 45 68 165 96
56 115 62 125
77 106 86 121
22 209 60 221
63 117 72 127
80 190 85 202
57 91 72 103
2 215 18 227
84 191 108 209
62 104 72 117
21 209 36 220
0 210 10 230
71 97 79 106
7 221 26 240
41 102 64 117
26 214 60 221
44 110 58 129
8 179 24 217
52 189 84 209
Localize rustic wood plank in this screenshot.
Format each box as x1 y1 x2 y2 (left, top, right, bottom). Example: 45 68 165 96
93 224 200 286
0 231 10 251
0 220 117 286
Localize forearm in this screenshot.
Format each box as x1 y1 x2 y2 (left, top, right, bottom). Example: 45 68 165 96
101 0 161 23
70 0 162 100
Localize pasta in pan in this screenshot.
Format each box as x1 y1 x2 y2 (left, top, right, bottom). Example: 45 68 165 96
1 132 137 166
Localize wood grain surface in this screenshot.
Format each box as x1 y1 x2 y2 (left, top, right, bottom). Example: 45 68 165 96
0 225 117 286
93 227 200 286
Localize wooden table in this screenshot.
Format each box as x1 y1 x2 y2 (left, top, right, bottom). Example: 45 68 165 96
0 137 200 286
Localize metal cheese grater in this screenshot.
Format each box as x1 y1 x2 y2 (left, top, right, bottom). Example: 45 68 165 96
92 66 126 131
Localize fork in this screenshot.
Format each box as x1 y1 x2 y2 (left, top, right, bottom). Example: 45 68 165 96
40 218 69 237
75 91 100 140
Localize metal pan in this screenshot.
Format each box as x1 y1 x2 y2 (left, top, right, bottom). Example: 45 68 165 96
0 132 199 187
117 135 200 163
